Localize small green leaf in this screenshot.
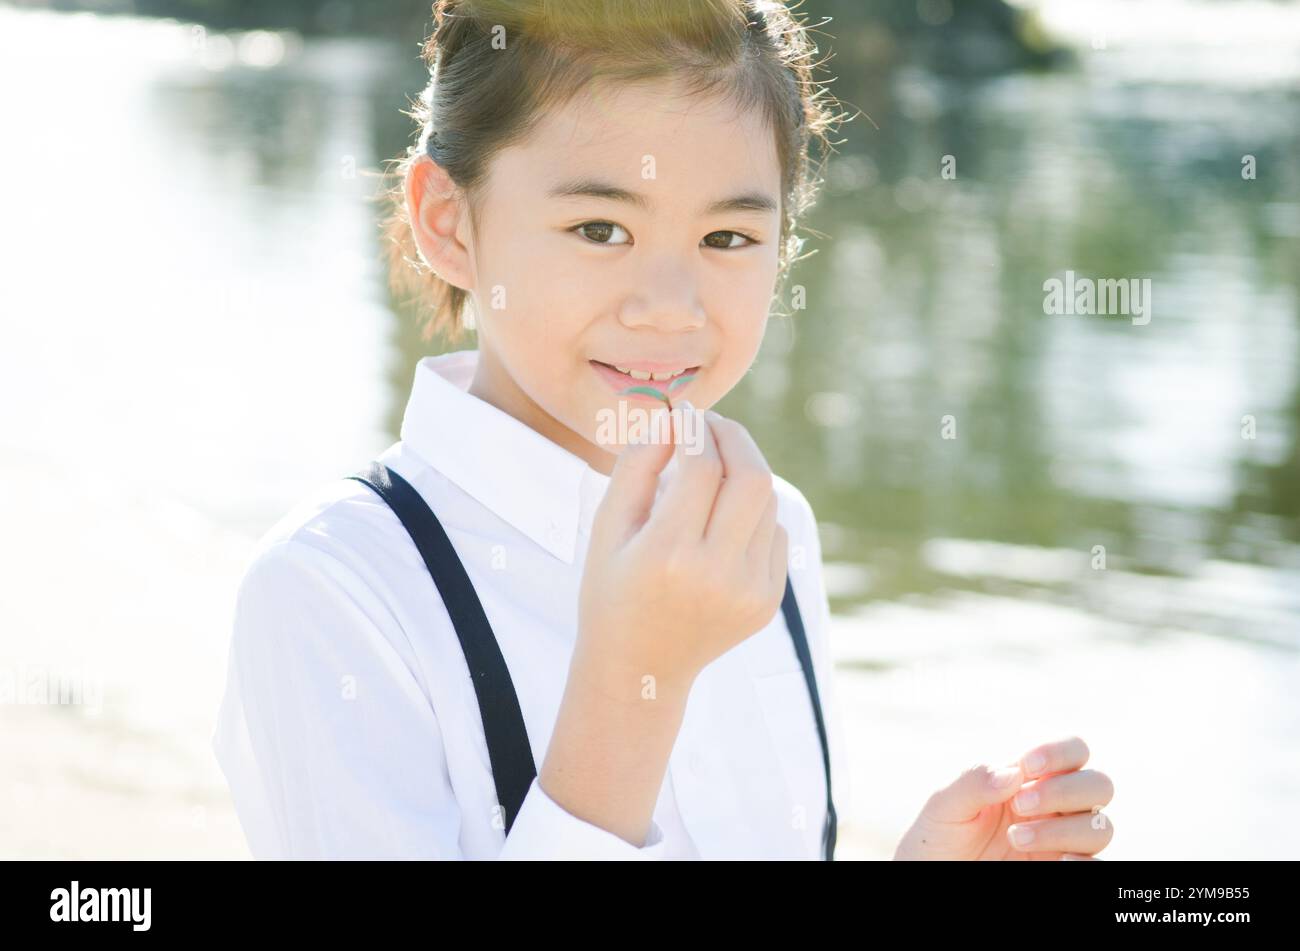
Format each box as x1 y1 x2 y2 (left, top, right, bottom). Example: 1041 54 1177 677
620 384 671 405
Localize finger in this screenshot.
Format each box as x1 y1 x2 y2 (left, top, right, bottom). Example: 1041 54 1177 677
649 401 719 538
1007 811 1115 855
921 763 1025 824
1060 853 1101 861
767 521 789 602
594 406 676 547
747 490 778 569
1011 769 1115 818
702 410 775 550
645 401 721 542
1020 735 1090 781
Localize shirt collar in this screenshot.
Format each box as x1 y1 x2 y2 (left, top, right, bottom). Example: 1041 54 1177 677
398 349 612 564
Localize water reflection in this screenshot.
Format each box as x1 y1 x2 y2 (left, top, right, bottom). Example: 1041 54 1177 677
727 36 1300 625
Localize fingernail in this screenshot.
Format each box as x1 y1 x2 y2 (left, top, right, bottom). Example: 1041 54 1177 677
1024 752 1047 776
1013 789 1039 814
991 766 1021 788
1010 825 1035 847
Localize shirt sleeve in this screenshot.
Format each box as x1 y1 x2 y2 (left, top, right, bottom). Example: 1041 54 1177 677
211 537 669 860
498 777 668 860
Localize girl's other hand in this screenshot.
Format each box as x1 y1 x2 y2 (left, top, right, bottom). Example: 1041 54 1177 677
893 736 1116 861
576 401 788 698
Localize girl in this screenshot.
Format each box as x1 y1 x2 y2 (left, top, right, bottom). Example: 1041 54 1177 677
212 0 1116 860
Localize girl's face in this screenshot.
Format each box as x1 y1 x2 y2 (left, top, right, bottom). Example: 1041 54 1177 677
408 74 784 475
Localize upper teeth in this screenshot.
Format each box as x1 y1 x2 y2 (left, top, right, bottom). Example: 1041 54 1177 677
613 365 687 381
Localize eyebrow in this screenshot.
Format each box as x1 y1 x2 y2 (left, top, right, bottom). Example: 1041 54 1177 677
547 176 778 216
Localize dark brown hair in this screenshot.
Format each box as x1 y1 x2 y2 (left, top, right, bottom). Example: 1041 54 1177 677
381 0 848 344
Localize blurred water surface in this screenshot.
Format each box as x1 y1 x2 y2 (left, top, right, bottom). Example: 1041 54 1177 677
1 3 1296 858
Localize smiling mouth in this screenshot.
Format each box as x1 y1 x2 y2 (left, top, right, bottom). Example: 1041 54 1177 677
589 360 701 403
590 360 701 382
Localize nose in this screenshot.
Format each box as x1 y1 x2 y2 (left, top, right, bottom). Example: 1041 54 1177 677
617 254 707 333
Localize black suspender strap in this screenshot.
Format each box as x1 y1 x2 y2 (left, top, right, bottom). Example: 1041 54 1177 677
346 460 837 860
345 461 537 835
780 577 838 861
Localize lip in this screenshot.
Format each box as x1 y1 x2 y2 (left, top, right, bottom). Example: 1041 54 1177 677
590 360 700 401
596 359 701 374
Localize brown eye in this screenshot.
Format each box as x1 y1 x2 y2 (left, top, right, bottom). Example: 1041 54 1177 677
574 221 630 245
702 230 753 250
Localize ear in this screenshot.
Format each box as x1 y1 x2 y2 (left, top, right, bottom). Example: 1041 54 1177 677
405 154 474 290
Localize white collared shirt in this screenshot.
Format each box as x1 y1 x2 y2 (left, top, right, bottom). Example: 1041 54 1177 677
212 348 851 859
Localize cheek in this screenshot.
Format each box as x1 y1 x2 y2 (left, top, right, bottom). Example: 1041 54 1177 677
477 264 586 361
711 300 770 388
502 330 585 404
506 317 589 398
